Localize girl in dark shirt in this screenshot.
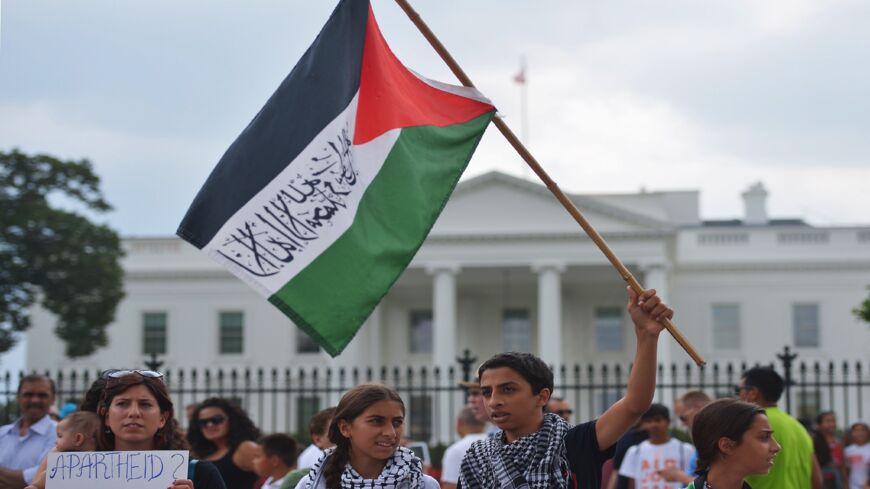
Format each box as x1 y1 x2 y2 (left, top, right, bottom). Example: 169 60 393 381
188 397 261 489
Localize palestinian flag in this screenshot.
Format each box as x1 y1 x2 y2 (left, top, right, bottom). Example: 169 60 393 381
177 0 495 355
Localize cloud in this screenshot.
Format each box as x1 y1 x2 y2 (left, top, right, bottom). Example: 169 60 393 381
0 101 224 233
2 0 868 235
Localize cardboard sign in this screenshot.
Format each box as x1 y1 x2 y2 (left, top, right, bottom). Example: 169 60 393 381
45 450 189 489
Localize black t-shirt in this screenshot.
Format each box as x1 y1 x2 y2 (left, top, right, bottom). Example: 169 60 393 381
188 460 228 489
212 447 257 489
565 420 616 488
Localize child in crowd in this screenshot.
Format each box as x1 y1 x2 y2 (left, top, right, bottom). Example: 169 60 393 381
24 411 101 489
686 399 780 489
252 433 298 489
297 407 336 469
845 422 870 489
618 404 695 489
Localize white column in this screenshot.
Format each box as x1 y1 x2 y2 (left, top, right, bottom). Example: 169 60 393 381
331 306 381 401
428 264 459 444
430 265 459 369
334 320 366 369
641 263 671 389
534 263 565 370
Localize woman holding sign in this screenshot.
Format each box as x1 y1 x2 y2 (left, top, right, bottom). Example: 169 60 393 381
295 383 438 489
98 370 227 489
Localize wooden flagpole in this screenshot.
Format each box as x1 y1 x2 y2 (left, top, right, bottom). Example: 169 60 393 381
394 0 706 366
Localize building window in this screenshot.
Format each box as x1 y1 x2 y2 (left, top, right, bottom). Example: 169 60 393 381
595 307 623 352
219 312 244 354
793 303 819 347
409 395 432 441
142 312 167 355
296 396 321 438
503 309 531 352
296 329 320 354
712 304 741 349
409 310 433 354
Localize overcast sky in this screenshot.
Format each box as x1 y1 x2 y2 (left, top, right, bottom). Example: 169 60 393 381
3 0 869 239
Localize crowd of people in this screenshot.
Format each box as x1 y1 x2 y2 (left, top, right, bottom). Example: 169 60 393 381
0 288 867 489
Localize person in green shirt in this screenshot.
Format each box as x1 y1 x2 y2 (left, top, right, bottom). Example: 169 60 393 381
685 398 780 489
737 367 823 489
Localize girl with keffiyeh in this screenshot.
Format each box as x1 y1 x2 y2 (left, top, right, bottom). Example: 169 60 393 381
458 287 673 489
294 384 439 489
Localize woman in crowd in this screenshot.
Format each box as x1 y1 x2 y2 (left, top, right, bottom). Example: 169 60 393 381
98 370 226 489
814 411 846 488
295 383 438 489
687 398 781 489
187 397 262 489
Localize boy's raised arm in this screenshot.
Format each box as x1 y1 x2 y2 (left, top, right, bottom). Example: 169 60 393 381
595 287 672 450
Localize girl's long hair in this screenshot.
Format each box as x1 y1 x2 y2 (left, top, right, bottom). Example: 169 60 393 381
186 397 261 458
692 398 765 475
322 384 404 489
97 374 187 450
813 412 836 467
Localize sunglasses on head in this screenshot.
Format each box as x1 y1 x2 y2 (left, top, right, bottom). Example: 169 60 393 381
198 415 227 427
101 369 164 380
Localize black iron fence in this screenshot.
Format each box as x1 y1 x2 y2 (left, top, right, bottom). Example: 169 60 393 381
2 347 867 444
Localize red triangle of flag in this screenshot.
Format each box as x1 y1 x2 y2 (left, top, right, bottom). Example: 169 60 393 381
353 5 494 146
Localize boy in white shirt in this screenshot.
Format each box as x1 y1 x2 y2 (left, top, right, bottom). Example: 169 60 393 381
619 404 694 489
296 407 335 469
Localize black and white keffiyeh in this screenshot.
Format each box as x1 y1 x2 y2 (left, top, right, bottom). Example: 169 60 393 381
459 412 571 489
298 445 424 489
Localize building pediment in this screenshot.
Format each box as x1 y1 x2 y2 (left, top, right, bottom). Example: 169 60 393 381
431 171 676 237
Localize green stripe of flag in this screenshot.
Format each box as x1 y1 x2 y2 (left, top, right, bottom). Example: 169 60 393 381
269 111 494 355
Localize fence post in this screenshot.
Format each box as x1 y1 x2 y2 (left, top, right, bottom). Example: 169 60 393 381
144 353 164 372
457 349 477 383
777 346 798 414
456 349 477 403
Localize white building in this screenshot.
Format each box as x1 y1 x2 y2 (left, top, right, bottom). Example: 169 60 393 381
24 171 870 440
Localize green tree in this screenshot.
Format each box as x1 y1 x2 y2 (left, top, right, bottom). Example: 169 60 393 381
855 288 870 323
1 149 124 357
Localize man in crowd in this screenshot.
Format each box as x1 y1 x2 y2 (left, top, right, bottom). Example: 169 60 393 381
658 390 712 484
296 407 336 469
0 375 57 488
547 396 573 423
441 408 488 489
737 366 822 489
460 378 498 436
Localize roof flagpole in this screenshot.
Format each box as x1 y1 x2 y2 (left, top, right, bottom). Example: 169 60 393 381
393 0 705 366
